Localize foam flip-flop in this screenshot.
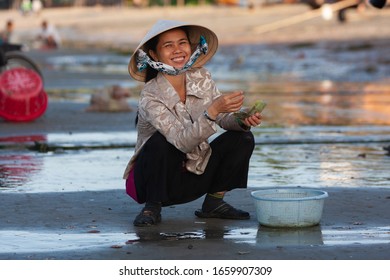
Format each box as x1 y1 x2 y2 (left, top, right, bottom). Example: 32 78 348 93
195 202 250 220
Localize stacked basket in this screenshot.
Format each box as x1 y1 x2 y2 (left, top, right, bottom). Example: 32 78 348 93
0 67 47 122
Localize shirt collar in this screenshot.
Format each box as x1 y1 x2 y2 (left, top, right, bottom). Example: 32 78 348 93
155 68 206 109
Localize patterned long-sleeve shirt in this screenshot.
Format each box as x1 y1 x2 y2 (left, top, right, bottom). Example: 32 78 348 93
123 67 248 178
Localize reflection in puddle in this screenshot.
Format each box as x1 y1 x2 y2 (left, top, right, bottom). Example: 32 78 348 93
244 82 390 127
255 226 323 246
0 149 132 193
0 230 134 254
1 138 389 192
0 132 137 149
160 232 203 241
1 226 388 254
249 142 390 189
323 226 390 245
45 131 137 149
0 135 47 145
133 225 390 248
0 152 44 189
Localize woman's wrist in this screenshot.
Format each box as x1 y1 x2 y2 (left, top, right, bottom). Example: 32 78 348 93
206 107 218 120
203 110 216 122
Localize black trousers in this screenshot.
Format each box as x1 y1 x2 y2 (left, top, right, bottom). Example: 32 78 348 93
134 130 255 206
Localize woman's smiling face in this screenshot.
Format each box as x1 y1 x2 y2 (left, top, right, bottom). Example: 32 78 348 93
150 28 191 69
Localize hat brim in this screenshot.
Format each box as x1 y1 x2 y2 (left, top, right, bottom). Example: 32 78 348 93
128 20 218 82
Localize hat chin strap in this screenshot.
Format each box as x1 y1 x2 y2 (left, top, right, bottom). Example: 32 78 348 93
136 36 208 76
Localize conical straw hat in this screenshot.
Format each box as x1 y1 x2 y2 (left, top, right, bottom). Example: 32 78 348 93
128 19 218 82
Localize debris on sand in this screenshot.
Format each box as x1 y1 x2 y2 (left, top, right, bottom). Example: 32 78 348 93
85 85 133 113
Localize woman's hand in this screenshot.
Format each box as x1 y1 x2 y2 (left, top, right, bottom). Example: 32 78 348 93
207 91 244 119
242 112 263 127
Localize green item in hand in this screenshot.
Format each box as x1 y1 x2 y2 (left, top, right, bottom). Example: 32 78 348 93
233 100 267 120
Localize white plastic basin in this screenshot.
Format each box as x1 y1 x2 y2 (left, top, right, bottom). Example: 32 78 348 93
251 188 328 228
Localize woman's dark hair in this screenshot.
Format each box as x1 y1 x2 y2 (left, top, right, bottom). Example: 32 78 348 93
143 35 159 83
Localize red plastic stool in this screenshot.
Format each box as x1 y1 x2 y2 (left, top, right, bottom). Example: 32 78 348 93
0 67 48 122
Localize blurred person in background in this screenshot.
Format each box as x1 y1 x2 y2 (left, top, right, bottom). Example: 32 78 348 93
0 20 24 52
20 0 32 16
0 20 14 44
32 0 43 16
36 20 61 49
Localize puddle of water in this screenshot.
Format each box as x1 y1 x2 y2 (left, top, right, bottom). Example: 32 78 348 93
211 43 390 83
0 153 44 189
46 54 130 76
1 225 388 254
323 226 390 245
135 225 390 247
0 143 388 192
1 134 389 192
253 226 324 246
249 142 390 189
0 148 131 192
0 230 134 254
227 226 390 246
0 133 136 148
253 84 390 127
254 126 390 144
36 43 390 88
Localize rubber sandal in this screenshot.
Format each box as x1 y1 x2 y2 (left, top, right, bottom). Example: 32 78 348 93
133 207 162 227
194 202 250 220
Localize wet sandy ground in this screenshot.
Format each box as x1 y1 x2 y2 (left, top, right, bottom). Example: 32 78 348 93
0 99 389 259
0 187 389 260
1 5 390 260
